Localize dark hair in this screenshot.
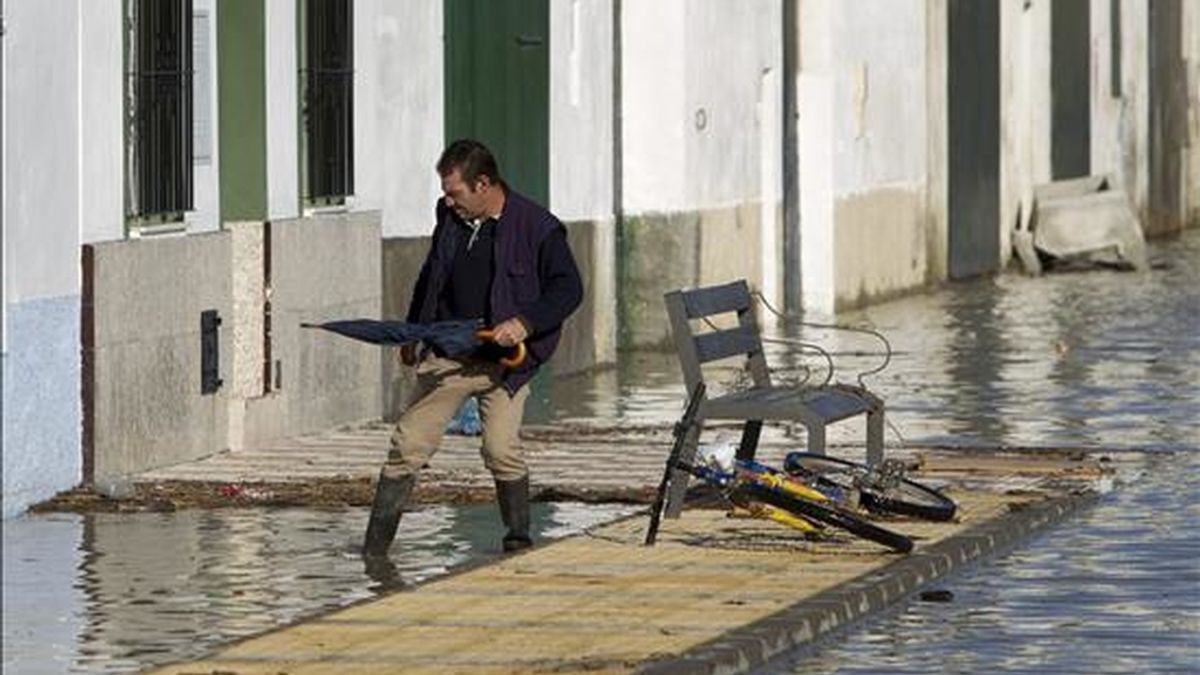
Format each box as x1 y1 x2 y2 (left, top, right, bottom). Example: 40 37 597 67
436 139 503 187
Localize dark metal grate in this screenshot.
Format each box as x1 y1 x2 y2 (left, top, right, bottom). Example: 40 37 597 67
302 0 355 202
127 0 194 220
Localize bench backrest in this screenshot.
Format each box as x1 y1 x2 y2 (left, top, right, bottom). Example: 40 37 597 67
664 280 771 394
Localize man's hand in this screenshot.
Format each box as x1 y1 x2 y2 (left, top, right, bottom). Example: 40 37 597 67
399 342 419 367
490 317 529 347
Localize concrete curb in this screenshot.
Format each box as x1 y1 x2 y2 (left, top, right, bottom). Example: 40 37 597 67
637 490 1100 674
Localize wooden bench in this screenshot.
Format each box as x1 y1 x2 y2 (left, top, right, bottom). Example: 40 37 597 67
661 280 885 517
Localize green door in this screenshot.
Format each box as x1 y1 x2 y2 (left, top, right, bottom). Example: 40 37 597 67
947 0 1000 279
444 0 549 208
1050 0 1091 180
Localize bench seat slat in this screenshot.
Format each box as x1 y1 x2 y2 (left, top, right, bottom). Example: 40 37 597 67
694 326 761 363
680 280 752 318
702 386 877 424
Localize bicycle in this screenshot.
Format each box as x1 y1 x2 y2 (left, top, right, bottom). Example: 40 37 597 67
645 383 917 553
678 455 915 554
783 452 957 522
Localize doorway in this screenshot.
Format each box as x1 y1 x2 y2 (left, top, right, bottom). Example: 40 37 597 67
1148 0 1186 235
444 0 550 207
947 0 1000 279
1051 0 1091 180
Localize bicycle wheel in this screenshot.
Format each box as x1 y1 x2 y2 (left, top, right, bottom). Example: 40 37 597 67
783 452 957 522
731 482 914 553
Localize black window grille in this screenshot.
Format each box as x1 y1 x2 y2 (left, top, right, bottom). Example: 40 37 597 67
126 0 194 221
302 0 355 203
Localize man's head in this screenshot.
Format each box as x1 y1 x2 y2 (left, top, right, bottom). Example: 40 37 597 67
437 139 505 221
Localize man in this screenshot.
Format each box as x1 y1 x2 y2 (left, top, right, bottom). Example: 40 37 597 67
363 139 583 557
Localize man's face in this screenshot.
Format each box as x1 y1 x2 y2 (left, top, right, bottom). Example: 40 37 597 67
441 169 490 221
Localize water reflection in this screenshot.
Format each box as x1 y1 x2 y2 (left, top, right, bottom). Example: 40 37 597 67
2 516 86 674
768 452 1200 674
939 276 1014 444
2 502 639 674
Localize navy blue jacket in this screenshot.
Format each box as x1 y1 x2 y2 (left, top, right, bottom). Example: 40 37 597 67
407 189 583 394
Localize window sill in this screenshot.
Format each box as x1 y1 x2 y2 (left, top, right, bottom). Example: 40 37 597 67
302 195 355 217
127 221 187 239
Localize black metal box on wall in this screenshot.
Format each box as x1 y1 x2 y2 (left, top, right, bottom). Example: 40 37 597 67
201 309 223 394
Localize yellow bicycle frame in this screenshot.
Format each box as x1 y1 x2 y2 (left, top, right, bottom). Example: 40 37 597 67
732 502 821 533
730 470 833 535
754 471 832 503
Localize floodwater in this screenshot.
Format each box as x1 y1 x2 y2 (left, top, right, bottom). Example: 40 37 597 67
534 228 1200 672
5 230 1199 673
767 450 1200 674
532 231 1199 455
2 502 640 673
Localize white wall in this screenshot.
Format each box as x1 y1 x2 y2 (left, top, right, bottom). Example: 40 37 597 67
266 0 299 220
3 0 84 518
800 0 928 314
831 1 926 196
683 0 781 208
1088 0 1154 220
184 0 221 233
924 0 948 280
798 0 837 313
1123 0 1150 215
1090 0 1119 179
1000 0 1051 254
78 0 221 241
622 0 781 211
4 0 79 301
1186 1 1200 226
360 0 444 238
353 0 381 217
80 0 123 244
550 0 613 222
758 64 782 317
621 0 687 213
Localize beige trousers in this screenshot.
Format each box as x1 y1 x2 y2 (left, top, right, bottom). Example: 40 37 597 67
383 355 531 482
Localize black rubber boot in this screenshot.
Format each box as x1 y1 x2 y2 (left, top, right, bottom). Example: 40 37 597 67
362 555 405 592
495 476 533 552
362 473 416 558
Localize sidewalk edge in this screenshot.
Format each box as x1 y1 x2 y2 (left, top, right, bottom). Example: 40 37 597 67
636 490 1100 675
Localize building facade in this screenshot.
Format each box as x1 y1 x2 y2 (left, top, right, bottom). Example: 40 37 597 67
3 0 1197 517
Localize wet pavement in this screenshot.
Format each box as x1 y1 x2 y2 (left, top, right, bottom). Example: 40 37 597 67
4 230 1199 673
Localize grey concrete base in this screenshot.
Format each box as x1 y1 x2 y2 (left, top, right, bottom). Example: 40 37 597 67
620 205 763 350
832 187 931 310
554 217 617 376
87 214 383 479
86 233 233 482
381 235 430 421
245 211 383 444
638 491 1099 674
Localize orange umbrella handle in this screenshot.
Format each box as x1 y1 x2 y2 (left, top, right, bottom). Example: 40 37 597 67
475 329 528 369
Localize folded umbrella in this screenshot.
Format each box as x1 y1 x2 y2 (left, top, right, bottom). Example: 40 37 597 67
301 318 526 368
